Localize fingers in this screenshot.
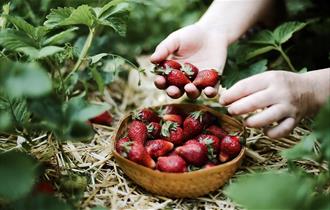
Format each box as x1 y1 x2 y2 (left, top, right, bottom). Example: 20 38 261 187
203 82 220 98
227 89 274 115
265 117 296 138
220 73 269 106
150 32 180 63
184 83 200 99
154 75 167 90
166 86 183 99
245 104 290 128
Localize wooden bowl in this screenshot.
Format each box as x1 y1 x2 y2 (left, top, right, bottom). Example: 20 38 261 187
113 103 245 198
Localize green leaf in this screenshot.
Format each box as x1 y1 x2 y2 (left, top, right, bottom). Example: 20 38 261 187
99 16 127 36
225 172 314 210
43 27 78 45
0 61 52 98
44 7 74 28
0 111 11 131
61 5 96 28
0 150 39 201
90 53 108 64
281 133 317 160
273 21 306 44
6 16 36 39
91 68 105 93
249 30 275 45
19 46 64 59
97 0 126 19
0 29 38 51
285 0 314 16
245 45 275 60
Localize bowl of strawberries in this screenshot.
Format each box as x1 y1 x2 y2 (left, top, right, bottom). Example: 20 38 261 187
113 104 245 198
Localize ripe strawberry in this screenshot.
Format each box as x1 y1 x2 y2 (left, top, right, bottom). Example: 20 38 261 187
181 62 198 80
162 105 181 115
145 139 174 158
128 120 148 144
166 69 191 88
220 135 242 158
183 111 204 139
205 125 227 139
204 162 217 169
89 111 112 126
175 140 208 166
122 141 156 168
161 121 184 145
197 134 220 161
34 181 54 194
133 108 160 123
147 122 161 139
163 114 183 126
193 69 219 89
157 155 187 173
159 60 181 70
115 137 131 155
219 152 230 163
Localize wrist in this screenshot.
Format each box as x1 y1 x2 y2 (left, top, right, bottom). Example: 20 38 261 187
194 21 232 46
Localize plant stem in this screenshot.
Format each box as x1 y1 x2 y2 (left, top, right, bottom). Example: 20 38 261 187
65 27 95 81
277 46 296 72
1 3 10 30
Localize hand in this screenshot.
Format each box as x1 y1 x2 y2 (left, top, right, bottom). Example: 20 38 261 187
219 71 316 138
150 23 229 99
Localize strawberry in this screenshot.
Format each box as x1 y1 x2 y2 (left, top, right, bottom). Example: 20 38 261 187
157 155 187 173
175 140 208 166
89 111 112 126
204 162 217 169
183 111 204 139
166 69 191 88
128 120 148 144
34 181 54 194
122 141 156 168
181 62 198 80
220 135 242 159
162 105 181 115
115 137 130 155
201 112 217 128
219 152 230 163
193 69 219 89
145 139 174 158
197 134 220 161
163 114 183 126
159 60 181 70
161 121 184 145
133 108 160 123
205 125 227 139
147 122 161 139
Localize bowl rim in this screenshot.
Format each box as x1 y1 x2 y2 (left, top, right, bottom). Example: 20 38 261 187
112 103 246 176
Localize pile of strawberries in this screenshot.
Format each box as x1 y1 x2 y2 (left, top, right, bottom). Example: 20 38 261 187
115 106 243 173
153 60 219 90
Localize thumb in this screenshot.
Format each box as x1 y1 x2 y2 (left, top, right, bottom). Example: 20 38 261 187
150 32 180 63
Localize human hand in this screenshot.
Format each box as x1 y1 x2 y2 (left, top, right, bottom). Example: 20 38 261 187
150 23 228 99
219 71 316 138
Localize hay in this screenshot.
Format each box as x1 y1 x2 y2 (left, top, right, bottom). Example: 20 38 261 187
0 56 318 210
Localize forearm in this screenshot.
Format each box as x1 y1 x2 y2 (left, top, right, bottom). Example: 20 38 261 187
197 0 273 44
302 68 330 114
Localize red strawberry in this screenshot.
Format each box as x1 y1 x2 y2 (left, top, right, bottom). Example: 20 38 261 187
162 105 181 115
219 152 230 163
157 155 187 173
181 62 198 80
166 69 191 88
204 162 217 169
159 60 181 70
133 108 160 123
183 111 204 139
205 125 227 139
34 181 54 194
147 122 161 139
128 120 148 144
220 135 242 158
163 114 183 126
122 141 156 169
197 134 220 161
115 137 131 155
145 139 174 158
175 140 208 166
161 121 184 145
201 112 217 128
193 69 219 89
89 111 112 126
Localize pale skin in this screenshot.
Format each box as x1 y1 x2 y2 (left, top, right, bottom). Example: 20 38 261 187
150 0 330 138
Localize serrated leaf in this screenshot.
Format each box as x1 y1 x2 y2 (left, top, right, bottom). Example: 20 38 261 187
273 21 306 44
281 133 317 160
19 46 64 59
6 16 36 39
0 29 38 50
0 150 39 201
225 172 314 210
44 7 74 28
249 30 275 45
99 17 127 36
61 5 96 27
97 0 126 18
43 27 78 45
